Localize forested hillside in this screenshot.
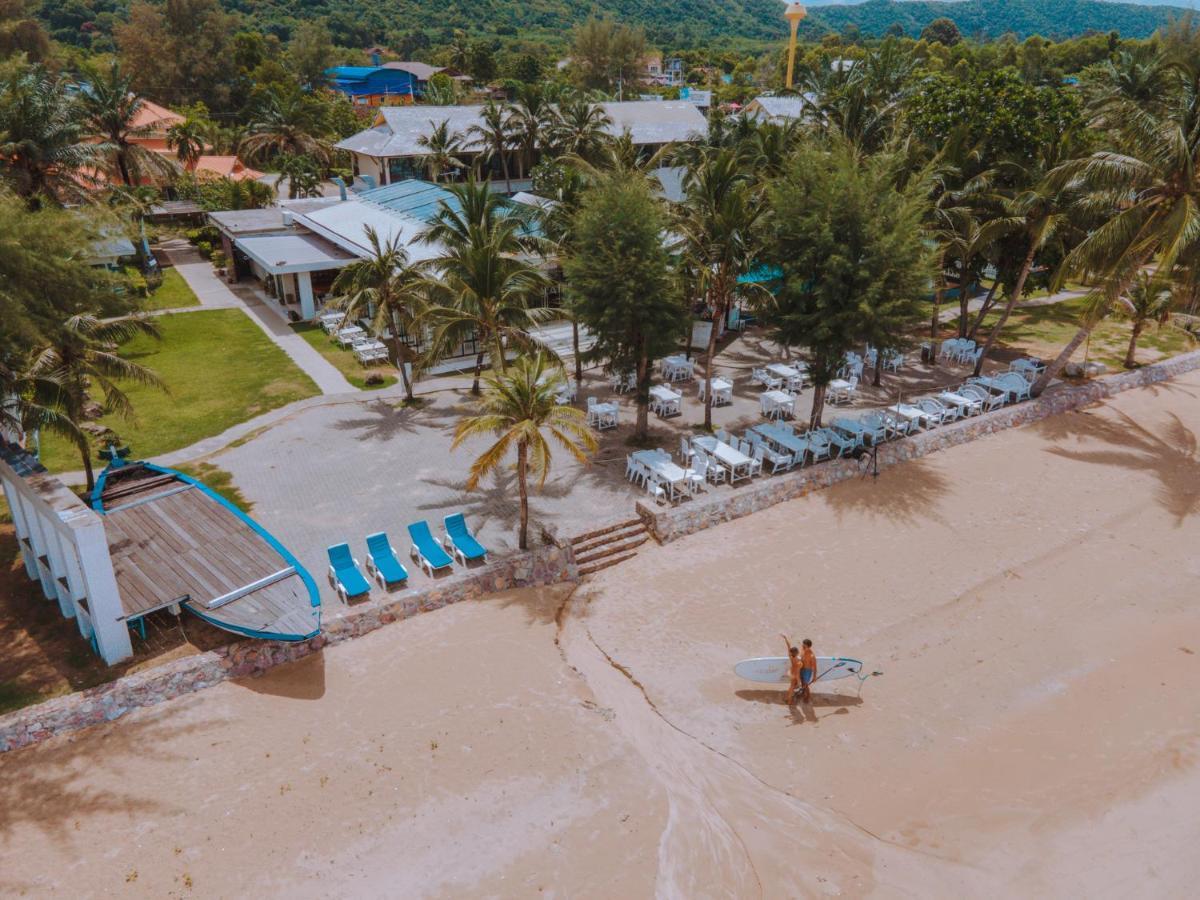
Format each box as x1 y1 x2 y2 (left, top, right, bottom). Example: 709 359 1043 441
33 0 1189 52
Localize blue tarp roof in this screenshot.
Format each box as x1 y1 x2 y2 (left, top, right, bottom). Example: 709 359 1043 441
327 66 379 79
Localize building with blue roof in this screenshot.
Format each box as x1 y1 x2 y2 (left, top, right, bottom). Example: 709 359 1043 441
326 66 421 106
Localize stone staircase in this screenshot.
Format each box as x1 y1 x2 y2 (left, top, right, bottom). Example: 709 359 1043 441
569 518 650 577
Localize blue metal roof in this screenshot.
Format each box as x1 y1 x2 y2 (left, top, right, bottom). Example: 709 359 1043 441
356 179 542 237
327 66 379 79
357 180 462 222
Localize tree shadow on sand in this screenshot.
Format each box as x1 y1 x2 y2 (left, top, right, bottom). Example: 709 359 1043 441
1033 394 1200 525
822 458 951 526
0 700 220 882
327 398 456 443
735 688 865 725
417 468 574 540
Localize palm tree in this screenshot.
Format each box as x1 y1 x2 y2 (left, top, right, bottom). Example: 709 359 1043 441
26 314 166 490
329 226 425 400
468 99 515 191
79 61 177 187
415 119 465 183
675 148 765 430
546 96 612 162
0 67 103 207
167 117 207 170
451 353 596 550
509 84 553 178
1033 52 1200 395
420 180 553 393
1116 271 1175 368
238 86 331 167
971 137 1079 375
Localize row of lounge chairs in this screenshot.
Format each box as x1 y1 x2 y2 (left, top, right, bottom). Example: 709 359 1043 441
326 514 488 601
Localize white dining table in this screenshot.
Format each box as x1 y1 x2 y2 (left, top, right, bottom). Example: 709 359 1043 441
766 362 803 380
889 403 931 428
693 435 753 482
829 378 852 392
938 391 980 415
634 452 691 500
336 326 366 346
698 376 733 403
760 389 795 419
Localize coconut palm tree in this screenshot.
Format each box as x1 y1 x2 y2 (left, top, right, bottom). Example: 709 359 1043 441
328 226 425 400
415 119 465 183
166 117 207 170
508 83 553 178
467 99 515 191
0 67 103 207
546 96 612 162
1033 53 1200 395
971 137 1080 375
451 353 596 550
26 314 165 490
238 86 331 167
1116 271 1175 368
674 148 765 430
79 61 178 187
420 180 553 393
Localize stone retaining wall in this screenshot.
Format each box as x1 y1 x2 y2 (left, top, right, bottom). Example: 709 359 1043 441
0 543 578 754
639 349 1200 544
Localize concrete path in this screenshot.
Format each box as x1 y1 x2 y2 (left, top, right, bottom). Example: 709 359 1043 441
161 244 356 395
936 285 1088 326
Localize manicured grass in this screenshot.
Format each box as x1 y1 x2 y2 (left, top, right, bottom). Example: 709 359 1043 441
142 267 200 311
956 296 1196 371
37 309 319 473
293 322 398 390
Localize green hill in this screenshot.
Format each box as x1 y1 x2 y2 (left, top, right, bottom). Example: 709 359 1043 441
34 0 1190 51
804 0 1187 40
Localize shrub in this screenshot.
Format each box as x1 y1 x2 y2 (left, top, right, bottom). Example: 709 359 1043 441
364 372 386 386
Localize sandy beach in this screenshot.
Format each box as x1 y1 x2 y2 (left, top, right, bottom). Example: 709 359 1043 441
2 371 1198 897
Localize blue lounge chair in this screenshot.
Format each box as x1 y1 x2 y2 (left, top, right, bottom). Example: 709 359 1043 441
443 513 488 565
327 542 370 601
408 520 454 576
365 531 408 588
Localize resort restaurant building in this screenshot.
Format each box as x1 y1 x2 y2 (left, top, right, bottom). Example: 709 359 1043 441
335 99 707 189
208 181 550 371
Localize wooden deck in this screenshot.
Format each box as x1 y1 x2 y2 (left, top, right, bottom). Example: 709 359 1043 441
100 466 318 639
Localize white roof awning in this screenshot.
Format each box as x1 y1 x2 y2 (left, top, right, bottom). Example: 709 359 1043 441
235 232 358 274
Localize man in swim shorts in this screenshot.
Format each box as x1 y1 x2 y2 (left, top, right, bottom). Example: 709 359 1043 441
800 639 817 703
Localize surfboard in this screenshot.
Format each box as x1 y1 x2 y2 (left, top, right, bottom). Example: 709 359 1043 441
733 656 864 684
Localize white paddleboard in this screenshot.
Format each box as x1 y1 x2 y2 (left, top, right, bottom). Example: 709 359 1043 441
734 656 864 684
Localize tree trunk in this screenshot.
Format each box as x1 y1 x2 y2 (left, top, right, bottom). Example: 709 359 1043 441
809 383 826 431
471 350 485 395
975 243 1037 376
1032 325 1091 396
958 289 970 338
702 293 725 432
930 286 943 360
966 280 1001 342
1124 321 1144 369
117 148 133 187
634 348 650 440
81 441 95 493
517 441 529 550
391 311 414 401
872 358 882 387
501 148 511 194
572 317 582 384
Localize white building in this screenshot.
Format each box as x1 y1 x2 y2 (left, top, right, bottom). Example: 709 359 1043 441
335 100 707 188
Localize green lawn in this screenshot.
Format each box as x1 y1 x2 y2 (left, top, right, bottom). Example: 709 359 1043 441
38 309 319 473
293 322 398 390
141 267 200 311
954 296 1196 371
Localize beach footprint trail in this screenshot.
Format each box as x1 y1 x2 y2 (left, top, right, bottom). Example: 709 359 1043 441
554 588 967 898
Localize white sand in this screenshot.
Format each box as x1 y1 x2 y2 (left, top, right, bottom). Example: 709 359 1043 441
2 372 1198 897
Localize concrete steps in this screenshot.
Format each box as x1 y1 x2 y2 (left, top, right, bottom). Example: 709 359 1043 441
569 518 649 577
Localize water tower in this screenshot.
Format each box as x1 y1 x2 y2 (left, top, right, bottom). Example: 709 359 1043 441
784 3 807 90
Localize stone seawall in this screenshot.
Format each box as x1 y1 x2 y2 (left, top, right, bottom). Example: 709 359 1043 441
0 544 577 754
638 350 1200 543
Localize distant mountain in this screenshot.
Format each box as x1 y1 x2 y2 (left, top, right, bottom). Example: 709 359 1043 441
802 0 1192 39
